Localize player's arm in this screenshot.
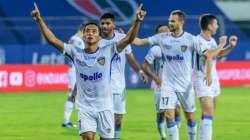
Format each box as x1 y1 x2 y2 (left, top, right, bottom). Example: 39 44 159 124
31 4 64 52
205 36 228 58
132 37 150 46
116 4 146 52
142 60 161 86
126 53 148 84
217 35 238 57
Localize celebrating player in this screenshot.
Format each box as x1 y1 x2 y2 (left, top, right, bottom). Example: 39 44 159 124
193 14 238 140
31 3 146 140
134 10 212 140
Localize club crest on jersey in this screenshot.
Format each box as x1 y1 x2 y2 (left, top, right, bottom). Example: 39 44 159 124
97 57 105 65
180 45 187 52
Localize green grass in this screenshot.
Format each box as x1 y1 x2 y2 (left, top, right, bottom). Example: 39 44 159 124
0 87 250 140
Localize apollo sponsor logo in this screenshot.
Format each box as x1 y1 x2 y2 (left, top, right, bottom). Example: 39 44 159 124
165 55 184 61
80 72 103 81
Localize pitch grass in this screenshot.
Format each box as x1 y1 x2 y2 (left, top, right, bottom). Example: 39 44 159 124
0 87 250 140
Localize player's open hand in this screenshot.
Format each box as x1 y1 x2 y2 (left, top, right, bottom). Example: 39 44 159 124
229 35 238 48
219 35 228 48
31 2 41 22
136 4 146 21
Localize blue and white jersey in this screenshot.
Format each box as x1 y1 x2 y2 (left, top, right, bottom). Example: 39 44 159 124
194 35 219 84
98 32 132 94
63 42 117 112
148 32 206 92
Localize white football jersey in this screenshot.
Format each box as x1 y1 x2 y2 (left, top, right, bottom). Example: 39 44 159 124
148 32 206 92
194 35 220 88
98 32 132 94
63 42 117 112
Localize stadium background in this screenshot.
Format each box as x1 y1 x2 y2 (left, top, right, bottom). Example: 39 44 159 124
0 0 250 140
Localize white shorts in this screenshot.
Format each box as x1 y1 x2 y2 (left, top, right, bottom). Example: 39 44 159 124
78 110 114 138
154 87 161 113
194 78 220 98
68 65 76 90
159 86 196 113
113 91 126 114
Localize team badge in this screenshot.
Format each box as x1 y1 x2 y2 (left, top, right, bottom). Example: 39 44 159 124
97 57 105 65
180 45 187 52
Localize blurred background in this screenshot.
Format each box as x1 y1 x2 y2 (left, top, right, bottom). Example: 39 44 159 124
1 0 250 91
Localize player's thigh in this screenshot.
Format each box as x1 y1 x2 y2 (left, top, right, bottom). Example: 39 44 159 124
176 91 196 113
199 96 214 115
97 110 114 139
113 93 126 115
78 111 97 135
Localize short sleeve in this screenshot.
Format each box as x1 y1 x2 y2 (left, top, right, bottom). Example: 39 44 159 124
193 36 207 55
124 44 132 54
148 33 165 46
144 45 162 64
63 43 75 60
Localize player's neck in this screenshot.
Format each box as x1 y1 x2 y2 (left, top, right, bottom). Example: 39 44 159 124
84 43 99 54
201 31 212 41
172 29 184 37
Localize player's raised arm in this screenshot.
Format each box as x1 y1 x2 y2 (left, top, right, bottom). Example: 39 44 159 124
116 4 146 52
31 3 64 52
132 37 150 46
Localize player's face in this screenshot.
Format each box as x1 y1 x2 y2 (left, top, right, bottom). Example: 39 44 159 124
168 15 183 32
208 19 219 35
158 26 170 33
83 24 101 44
100 19 115 35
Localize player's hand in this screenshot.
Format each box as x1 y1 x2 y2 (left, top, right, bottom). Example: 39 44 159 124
139 71 148 84
136 4 146 22
31 2 41 22
204 74 212 86
218 35 228 48
229 35 238 48
153 76 161 86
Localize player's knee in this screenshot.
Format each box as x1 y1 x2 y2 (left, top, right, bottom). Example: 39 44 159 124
115 114 123 124
81 132 94 140
165 110 175 121
185 112 196 121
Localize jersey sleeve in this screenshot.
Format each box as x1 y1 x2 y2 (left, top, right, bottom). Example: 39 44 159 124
68 36 85 49
63 43 75 61
193 36 208 55
144 45 162 64
124 44 132 54
148 33 164 46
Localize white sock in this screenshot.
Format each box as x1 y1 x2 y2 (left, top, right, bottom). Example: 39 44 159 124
187 120 197 140
175 115 181 129
63 100 74 124
157 117 166 139
167 120 179 140
199 115 213 140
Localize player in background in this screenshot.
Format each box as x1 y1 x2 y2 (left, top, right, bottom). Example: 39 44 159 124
193 14 238 140
98 13 148 139
31 3 146 140
134 10 213 140
143 24 181 140
62 24 85 128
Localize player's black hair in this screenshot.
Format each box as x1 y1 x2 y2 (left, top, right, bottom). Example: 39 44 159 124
83 22 101 35
100 13 115 21
199 14 217 31
155 24 169 33
170 10 186 22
